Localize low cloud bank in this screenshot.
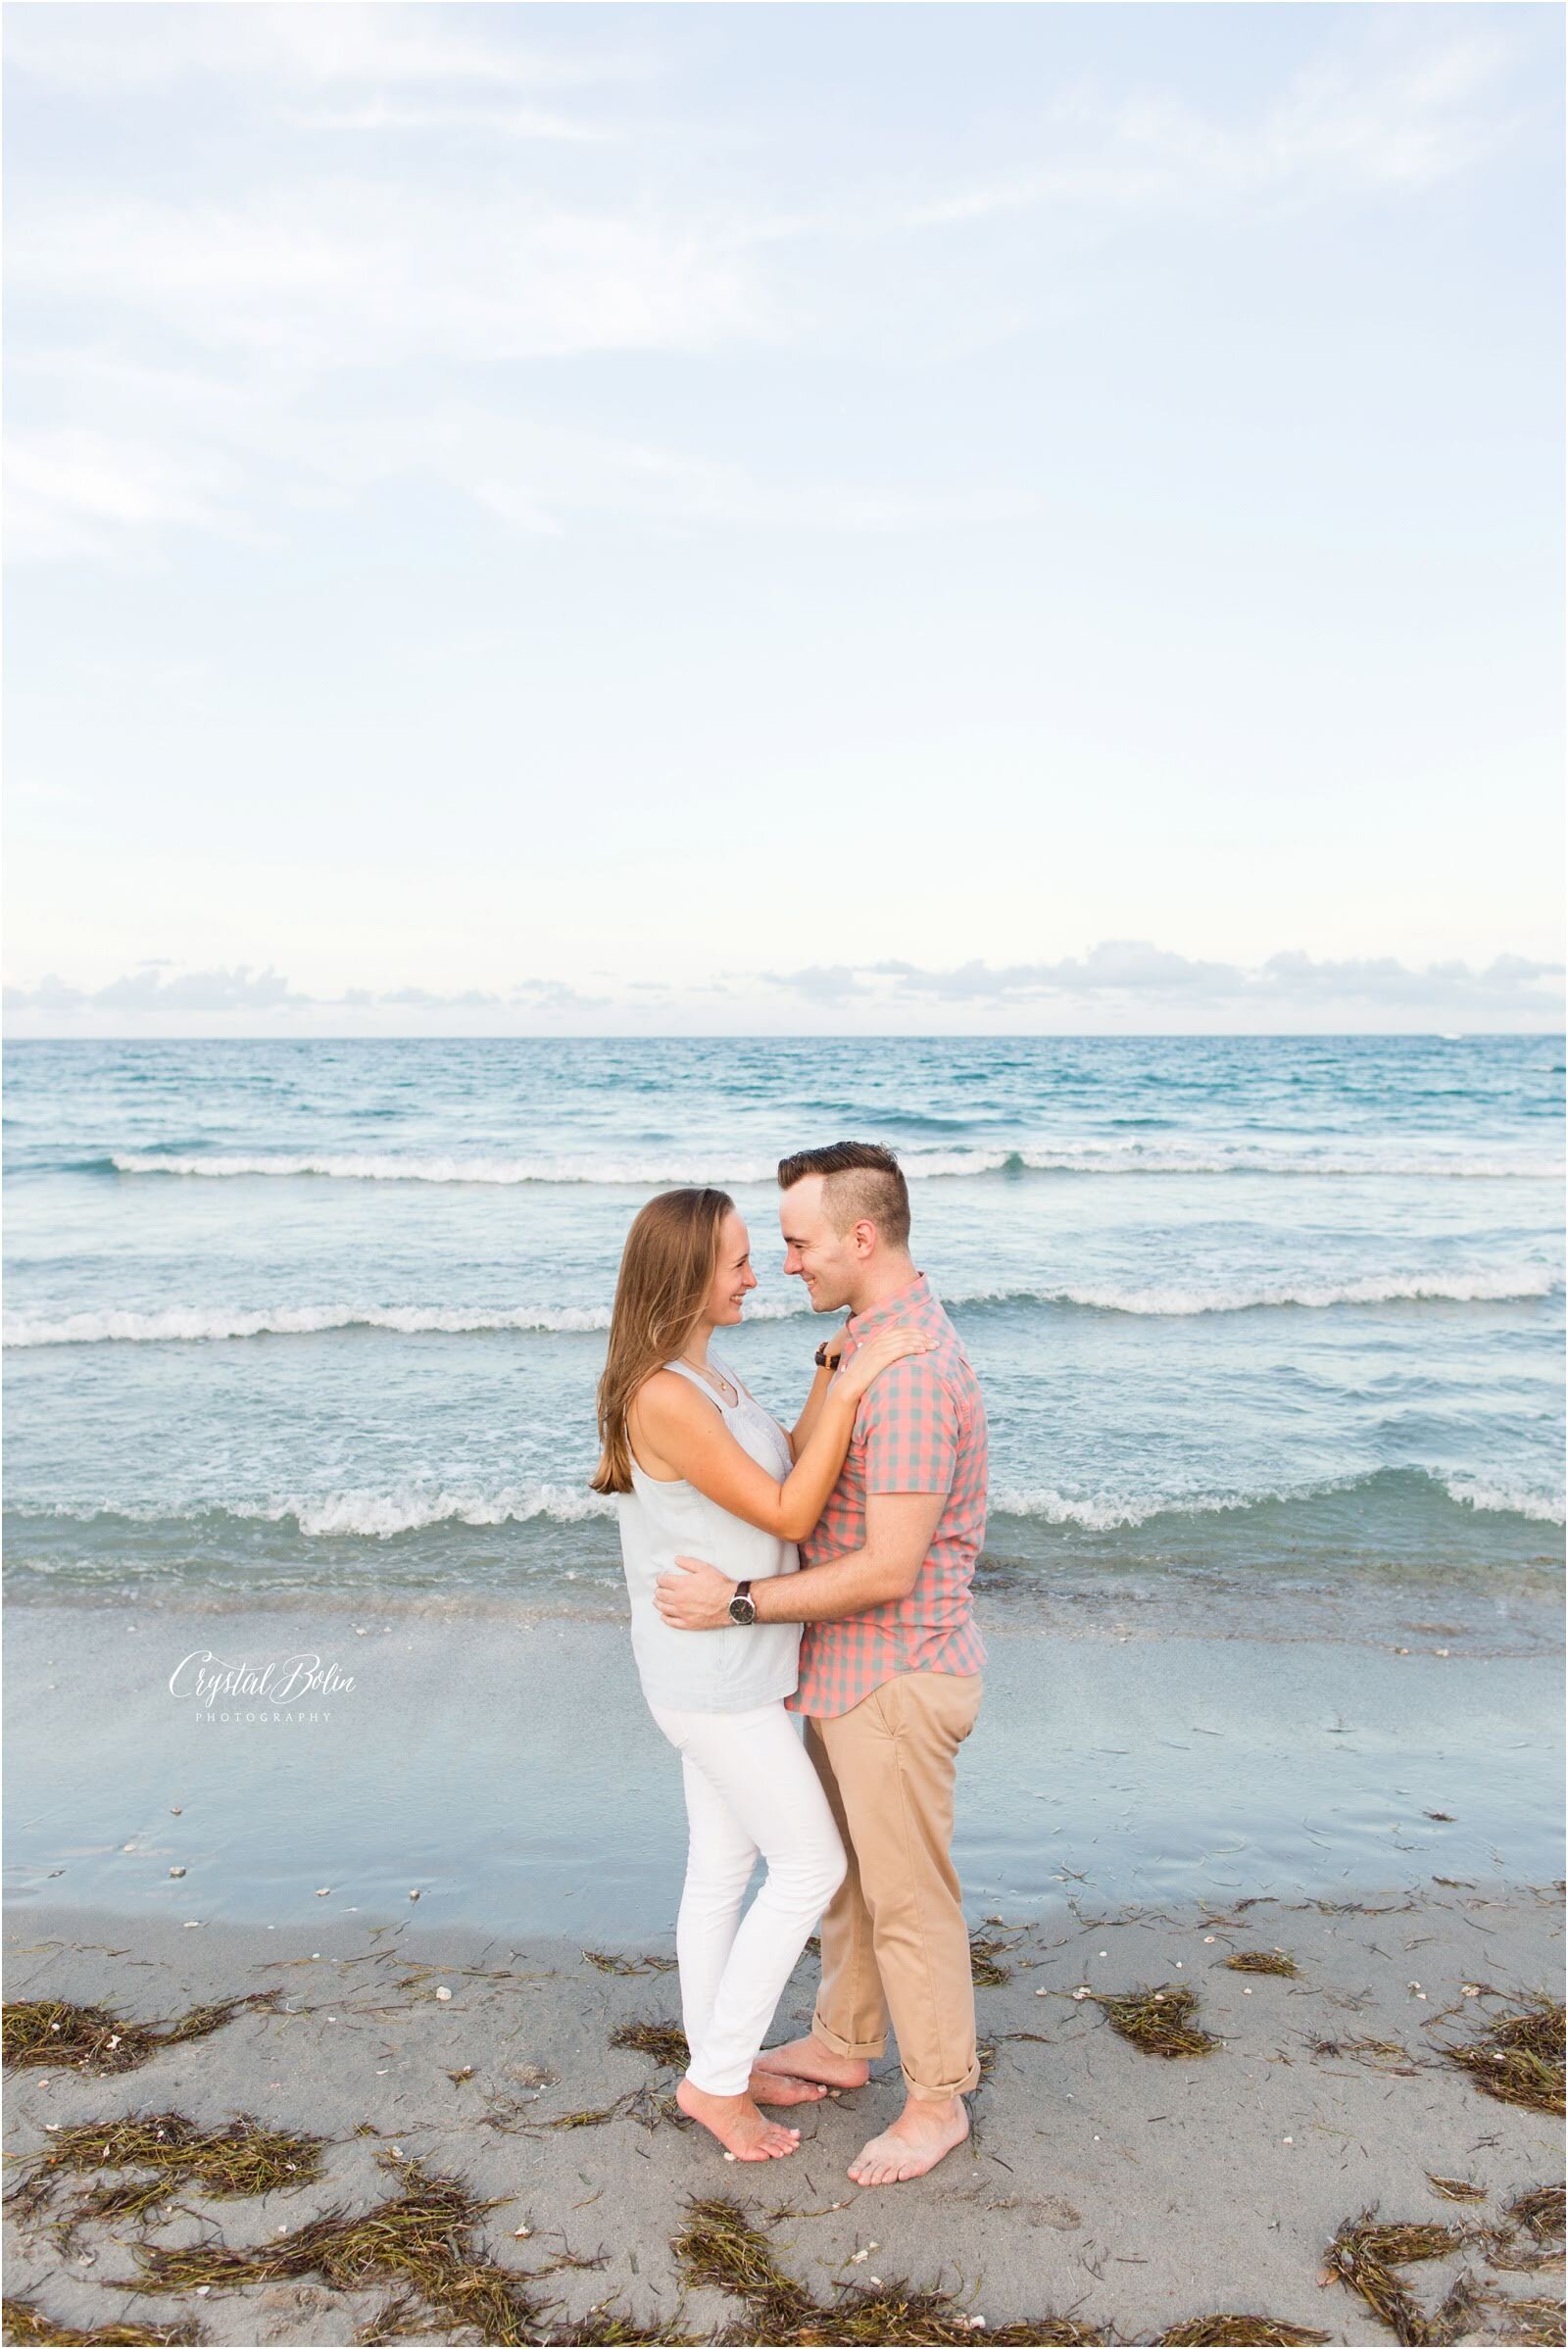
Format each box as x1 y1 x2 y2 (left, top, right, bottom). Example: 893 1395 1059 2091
764 944 1564 1014
5 943 1561 1034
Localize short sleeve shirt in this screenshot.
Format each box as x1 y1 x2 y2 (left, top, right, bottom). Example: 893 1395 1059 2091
786 1272 988 1718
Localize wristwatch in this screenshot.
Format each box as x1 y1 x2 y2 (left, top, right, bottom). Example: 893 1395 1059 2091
727 1580 757 1627
814 1337 845 1370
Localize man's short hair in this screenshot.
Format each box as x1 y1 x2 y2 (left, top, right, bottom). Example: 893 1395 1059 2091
776 1140 911 1250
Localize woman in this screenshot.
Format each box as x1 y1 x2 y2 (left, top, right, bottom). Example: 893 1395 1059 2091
592 1185 928 2161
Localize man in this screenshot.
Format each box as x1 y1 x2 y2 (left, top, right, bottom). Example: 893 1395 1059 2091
654 1140 988 2185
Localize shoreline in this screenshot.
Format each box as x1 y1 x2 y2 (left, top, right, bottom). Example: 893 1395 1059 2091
4 1599 1563 1941
4 1879 1562 2346
4 1544 1562 1656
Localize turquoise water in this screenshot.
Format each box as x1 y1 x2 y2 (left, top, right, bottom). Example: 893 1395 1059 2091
4 1035 1563 1615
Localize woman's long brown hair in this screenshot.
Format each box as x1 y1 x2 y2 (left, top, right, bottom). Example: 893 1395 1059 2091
591 1186 734 1494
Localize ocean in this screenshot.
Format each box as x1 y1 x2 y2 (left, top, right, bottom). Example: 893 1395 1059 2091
3 1033 1563 1627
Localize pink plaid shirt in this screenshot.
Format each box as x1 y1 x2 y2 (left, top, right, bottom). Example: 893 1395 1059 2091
786 1271 988 1719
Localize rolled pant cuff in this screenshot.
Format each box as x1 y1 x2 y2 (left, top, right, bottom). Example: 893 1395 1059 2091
686 2066 752 2097
901 2061 982 2098
811 2010 888 2061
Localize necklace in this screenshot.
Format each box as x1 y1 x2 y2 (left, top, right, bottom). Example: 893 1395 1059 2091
679 1353 737 1405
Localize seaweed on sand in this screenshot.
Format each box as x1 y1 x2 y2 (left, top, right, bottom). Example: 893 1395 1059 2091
1483 2183 1567 2274
0 2306 202 2347
5 2111 326 2242
670 2195 804 2315
107 2148 554 2347
1321 2207 1480 2345
582 1951 677 1977
1152 2322 1330 2345
967 1935 1014 1989
2 1993 282 2077
1435 1995 1565 2119
13 2138 700 2349
1501 2185 1565 2250
611 2021 691 2071
1306 2034 1418 2074
1091 1984 1220 2059
670 2194 1106 2345
1221 1953 1298 1978
560 2313 702 2346
1467 2289 1568 2344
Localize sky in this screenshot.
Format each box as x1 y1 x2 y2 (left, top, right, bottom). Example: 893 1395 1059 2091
3 1 1563 1038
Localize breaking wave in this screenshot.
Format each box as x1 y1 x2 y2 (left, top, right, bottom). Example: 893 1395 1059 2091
17 1464 1561 1540
102 1144 1563 1185
9 1266 1557 1346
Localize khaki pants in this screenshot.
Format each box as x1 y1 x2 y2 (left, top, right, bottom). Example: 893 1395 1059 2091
803 1669 984 2099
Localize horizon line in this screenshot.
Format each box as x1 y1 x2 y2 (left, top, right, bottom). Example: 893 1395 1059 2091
4 1029 1564 1048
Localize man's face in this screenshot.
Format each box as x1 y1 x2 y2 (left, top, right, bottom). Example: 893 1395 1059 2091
779 1174 859 1313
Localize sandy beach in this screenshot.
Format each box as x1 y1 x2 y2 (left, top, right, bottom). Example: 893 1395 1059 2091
4 1594 1563 2346
4 1878 1563 2347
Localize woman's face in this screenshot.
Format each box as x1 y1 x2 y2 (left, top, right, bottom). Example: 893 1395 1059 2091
706 1208 760 1325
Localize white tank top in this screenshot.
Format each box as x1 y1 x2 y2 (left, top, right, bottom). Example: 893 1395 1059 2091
615 1353 802 1712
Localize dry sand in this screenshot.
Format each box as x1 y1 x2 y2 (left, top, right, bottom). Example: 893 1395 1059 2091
4 1877 1562 2346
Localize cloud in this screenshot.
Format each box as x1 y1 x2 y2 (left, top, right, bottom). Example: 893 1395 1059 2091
7 183 764 375
4 424 251 564
899 24 1520 231
378 985 503 1009
6 946 1561 1034
762 964 872 1005
873 944 1246 998
5 963 303 1013
2 966 609 1018
5 11 1530 569
5 358 1032 563
764 945 1566 1013
512 977 611 1011
3 4 641 113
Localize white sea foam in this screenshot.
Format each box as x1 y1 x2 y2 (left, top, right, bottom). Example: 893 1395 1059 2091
16 1486 616 1534
9 1266 1556 1346
1012 1148 1561 1181
1445 1472 1566 1526
982 1266 1561 1316
987 1484 1291 1531
992 1466 1568 1531
248 1485 618 1539
109 1150 787 1186
106 1145 1563 1185
19 1463 1560 1538
4 1303 615 1347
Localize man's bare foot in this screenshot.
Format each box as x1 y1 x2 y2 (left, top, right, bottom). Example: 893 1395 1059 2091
753 2032 870 2091
749 2067 828 2107
674 2076 802 2159
848 2094 970 2184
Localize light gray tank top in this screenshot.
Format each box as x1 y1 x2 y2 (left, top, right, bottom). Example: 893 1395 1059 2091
615 1353 802 1712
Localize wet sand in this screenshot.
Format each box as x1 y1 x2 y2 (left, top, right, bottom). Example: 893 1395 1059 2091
4 1594 1563 1936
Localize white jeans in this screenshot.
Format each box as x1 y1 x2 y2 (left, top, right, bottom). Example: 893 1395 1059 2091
647 1696 848 2097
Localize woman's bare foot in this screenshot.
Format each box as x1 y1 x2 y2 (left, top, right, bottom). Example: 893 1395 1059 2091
749 2067 828 2107
848 2094 970 2184
754 2032 870 2091
675 2076 802 2159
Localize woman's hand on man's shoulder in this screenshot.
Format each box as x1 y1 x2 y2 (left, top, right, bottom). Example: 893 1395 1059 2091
836 1325 934 1400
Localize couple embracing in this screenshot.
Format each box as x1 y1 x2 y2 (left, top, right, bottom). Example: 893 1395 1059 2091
591 1141 988 2185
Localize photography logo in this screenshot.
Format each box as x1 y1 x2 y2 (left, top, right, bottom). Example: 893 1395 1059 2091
170 1650 357 1726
